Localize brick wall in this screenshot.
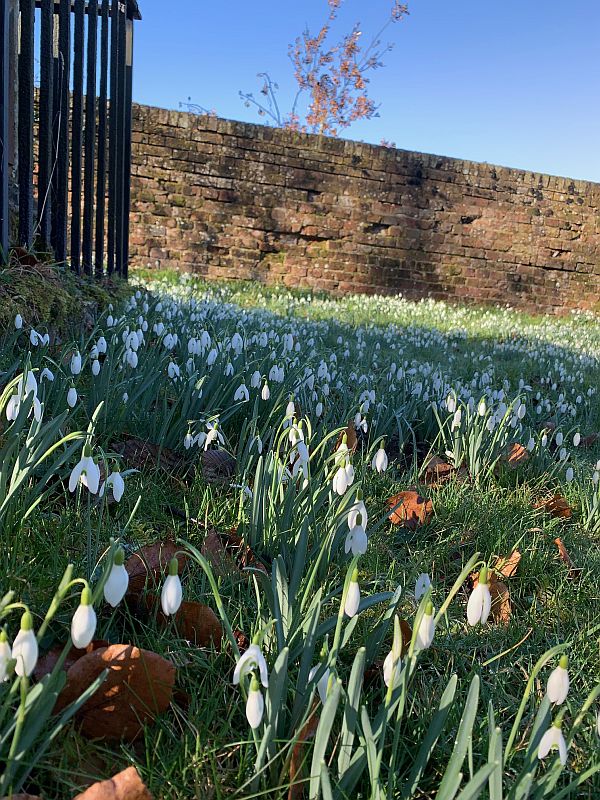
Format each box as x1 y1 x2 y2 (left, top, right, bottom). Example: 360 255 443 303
129 104 600 313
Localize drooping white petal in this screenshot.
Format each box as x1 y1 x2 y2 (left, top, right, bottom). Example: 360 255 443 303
547 666 569 705
344 581 360 618
71 604 97 649
415 613 435 652
104 564 129 607
246 687 264 728
415 573 432 600
12 628 38 678
161 574 183 616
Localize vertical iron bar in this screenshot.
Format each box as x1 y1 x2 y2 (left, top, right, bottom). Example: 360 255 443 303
17 0 34 248
54 0 70 264
70 0 84 272
121 15 133 279
95 0 109 278
115 1 125 277
0 0 9 262
37 0 53 248
82 0 97 274
106 0 119 276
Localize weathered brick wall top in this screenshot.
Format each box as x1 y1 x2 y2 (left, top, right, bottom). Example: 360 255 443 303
129 104 600 313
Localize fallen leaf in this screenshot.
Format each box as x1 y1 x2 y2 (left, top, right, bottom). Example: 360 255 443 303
125 541 187 596
580 433 599 449
147 597 222 649
55 644 175 741
469 550 521 625
33 640 110 682
387 491 433 529
496 550 522 578
73 767 153 800
422 455 455 486
505 443 529 468
233 628 250 654
288 702 320 800
554 537 582 579
201 529 267 576
533 495 573 519
201 449 236 484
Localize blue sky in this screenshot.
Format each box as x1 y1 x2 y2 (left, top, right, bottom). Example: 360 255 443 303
133 1 600 182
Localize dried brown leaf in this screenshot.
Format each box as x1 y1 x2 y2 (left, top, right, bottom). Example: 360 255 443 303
288 702 320 800
125 541 187 596
554 537 582 579
73 767 153 800
387 491 433 529
201 449 236 484
533 495 573 519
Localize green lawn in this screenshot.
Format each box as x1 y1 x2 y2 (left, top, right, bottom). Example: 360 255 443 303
1 272 598 799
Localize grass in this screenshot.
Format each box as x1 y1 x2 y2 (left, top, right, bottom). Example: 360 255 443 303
1 270 599 798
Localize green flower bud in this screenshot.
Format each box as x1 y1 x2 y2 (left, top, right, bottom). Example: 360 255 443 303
168 557 179 576
20 610 33 631
113 546 126 566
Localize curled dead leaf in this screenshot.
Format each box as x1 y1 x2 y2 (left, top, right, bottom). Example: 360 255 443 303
496 550 522 578
55 644 175 741
74 767 153 800
334 421 357 454
387 491 433 529
288 702 320 800
233 628 250 654
469 550 521 625
201 529 267 576
125 541 187 596
554 537 582 580
421 455 455 486
533 495 573 519
33 639 110 682
505 443 529 468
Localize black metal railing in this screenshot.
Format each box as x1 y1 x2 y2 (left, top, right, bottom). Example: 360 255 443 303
0 0 140 278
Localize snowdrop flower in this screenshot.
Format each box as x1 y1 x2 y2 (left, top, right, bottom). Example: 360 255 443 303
91 359 101 377
309 664 331 704
371 442 388 473
104 547 129 607
69 444 101 494
246 675 264 729
122 392 129 403
233 643 269 687
204 420 224 449
538 719 568 766
71 587 97 649
573 432 580 447
348 496 368 530
30 329 49 347
345 518 367 556
15 313 23 330
527 437 535 451
12 611 38 677
547 655 569 705
67 385 78 408
99 469 125 502
415 602 435 652
383 615 404 688
451 409 462 431
261 382 270 401
477 397 486 416
40 367 54 382
70 351 82 375
344 569 360 618
167 361 180 380
97 336 107 354
333 465 348 496
184 431 194 449
234 383 249 402
250 370 261 389
315 401 323 417
467 566 492 626
354 412 368 434
446 393 457 413
415 573 432 601
555 431 564 447
0 630 12 682
161 557 183 616
565 467 574 483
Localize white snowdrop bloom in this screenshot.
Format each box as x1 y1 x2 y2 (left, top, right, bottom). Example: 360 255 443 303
70 351 82 375
12 612 38 677
555 431 564 447
250 370 261 388
573 432 580 447
348 499 368 530
233 643 269 687
40 367 54 382
91 359 101 377
446 394 457 413
415 602 435 652
541 434 548 447
0 631 11 682
333 466 348 496
106 314 114 327
167 361 180 380
344 462 355 486
224 362 234 377
344 570 360 618
126 349 138 368
71 588 97 649
547 656 569 705
104 548 129 607
234 383 250 402
538 722 568 766
122 392 129 403
246 676 264 729
161 558 183 616
527 437 535 451
69 445 101 494
184 432 194 450
383 615 404 688
559 447 567 461
451 409 462 431
486 417 495 432
565 467 574 483
30 329 48 347
15 313 23 329
261 382 270 401
415 573 432 601
97 336 107 354
231 332 243 354
206 348 218 366
309 665 331 705
517 403 526 420
371 445 388 473
467 568 492 626
593 471 599 486
477 398 486 416
345 523 367 556
66 386 78 408
315 401 323 417
89 344 99 360
99 470 125 502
